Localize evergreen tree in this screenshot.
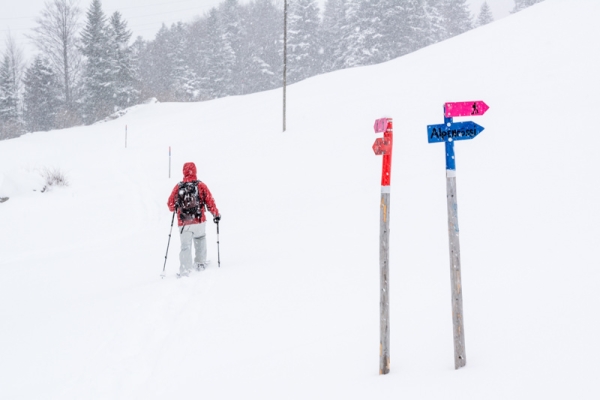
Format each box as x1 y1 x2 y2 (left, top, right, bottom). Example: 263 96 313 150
108 11 139 109
139 24 175 101
378 0 410 61
187 17 212 101
23 56 60 132
80 0 113 123
320 0 346 73
205 8 236 98
336 0 364 69
440 0 473 39
356 0 388 65
219 0 245 95
241 0 280 94
512 0 545 13
0 55 22 139
477 2 494 26
129 36 145 99
286 0 321 83
424 0 448 44
170 22 199 101
404 0 431 53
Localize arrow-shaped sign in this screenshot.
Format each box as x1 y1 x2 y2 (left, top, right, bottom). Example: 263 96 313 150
373 137 392 155
374 118 391 133
444 101 489 118
427 121 485 143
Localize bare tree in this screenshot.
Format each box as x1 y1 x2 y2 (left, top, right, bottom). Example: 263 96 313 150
30 0 82 123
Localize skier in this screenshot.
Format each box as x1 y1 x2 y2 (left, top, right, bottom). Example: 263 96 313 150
167 162 220 278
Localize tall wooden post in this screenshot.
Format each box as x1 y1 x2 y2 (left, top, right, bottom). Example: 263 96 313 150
428 101 489 370
379 187 391 374
372 118 393 375
444 116 466 370
283 0 287 132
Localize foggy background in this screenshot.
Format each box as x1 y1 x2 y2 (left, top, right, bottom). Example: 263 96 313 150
1 0 515 58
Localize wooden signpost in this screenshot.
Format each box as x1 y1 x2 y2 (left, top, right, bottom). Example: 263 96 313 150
372 117 393 375
427 101 489 370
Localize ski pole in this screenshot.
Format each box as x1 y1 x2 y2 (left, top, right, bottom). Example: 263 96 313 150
216 220 221 268
162 210 176 278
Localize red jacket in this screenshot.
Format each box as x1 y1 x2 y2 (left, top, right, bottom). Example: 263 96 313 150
167 162 219 227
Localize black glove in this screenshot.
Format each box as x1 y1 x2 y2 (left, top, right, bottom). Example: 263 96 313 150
213 215 221 223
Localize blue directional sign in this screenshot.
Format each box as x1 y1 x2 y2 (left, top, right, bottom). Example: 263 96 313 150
427 121 485 144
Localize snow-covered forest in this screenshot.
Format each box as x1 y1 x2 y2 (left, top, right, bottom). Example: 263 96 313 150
0 0 542 139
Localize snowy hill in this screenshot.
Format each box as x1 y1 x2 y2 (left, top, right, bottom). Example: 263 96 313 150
1 1 600 398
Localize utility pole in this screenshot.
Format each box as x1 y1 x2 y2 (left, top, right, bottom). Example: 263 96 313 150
283 0 287 132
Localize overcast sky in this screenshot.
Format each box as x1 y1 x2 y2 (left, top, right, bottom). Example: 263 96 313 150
0 0 516 59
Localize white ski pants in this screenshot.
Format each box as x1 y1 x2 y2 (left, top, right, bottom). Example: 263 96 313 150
179 222 207 273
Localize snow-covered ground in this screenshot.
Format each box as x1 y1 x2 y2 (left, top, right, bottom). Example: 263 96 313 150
1 1 599 398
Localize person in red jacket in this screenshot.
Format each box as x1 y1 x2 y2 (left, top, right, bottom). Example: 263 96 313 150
167 162 220 277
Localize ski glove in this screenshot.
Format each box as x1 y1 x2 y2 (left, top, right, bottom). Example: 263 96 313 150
213 215 221 224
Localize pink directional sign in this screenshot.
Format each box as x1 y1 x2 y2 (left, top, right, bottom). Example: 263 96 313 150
444 101 489 118
374 118 391 133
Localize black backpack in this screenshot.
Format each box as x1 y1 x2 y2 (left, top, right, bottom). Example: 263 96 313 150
176 180 204 221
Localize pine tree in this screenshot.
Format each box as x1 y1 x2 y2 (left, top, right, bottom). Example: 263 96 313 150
186 17 211 101
440 0 473 39
219 0 245 95
512 0 545 13
424 0 448 45
0 55 22 139
379 0 410 61
108 11 139 110
336 0 365 69
139 24 174 101
170 22 199 101
241 0 280 94
23 56 60 132
356 0 388 65
477 2 494 26
205 8 236 98
80 0 113 123
320 0 346 73
404 0 431 53
286 0 321 83
129 36 145 99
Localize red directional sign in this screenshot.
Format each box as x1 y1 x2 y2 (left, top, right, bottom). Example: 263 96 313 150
444 101 489 118
372 118 393 186
372 137 392 155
